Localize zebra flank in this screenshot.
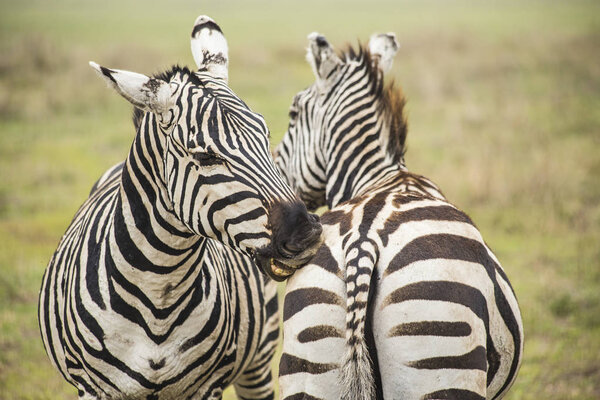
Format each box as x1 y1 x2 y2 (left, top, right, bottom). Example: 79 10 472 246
276 33 523 399
38 16 322 400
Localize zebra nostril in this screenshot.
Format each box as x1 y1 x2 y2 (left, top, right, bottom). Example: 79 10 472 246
312 222 323 237
281 241 302 258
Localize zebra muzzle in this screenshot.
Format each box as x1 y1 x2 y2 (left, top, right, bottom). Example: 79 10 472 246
253 251 295 282
270 259 296 280
257 202 323 281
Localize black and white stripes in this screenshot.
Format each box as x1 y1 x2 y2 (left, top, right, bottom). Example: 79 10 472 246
275 33 523 400
38 16 321 400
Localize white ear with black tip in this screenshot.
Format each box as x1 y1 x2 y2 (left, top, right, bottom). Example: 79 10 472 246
306 32 342 87
89 61 173 116
191 15 229 83
368 33 400 73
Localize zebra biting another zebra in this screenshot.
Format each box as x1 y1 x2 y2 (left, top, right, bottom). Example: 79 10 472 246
38 16 322 400
275 33 523 400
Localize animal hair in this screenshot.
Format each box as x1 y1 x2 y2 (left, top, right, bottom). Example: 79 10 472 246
132 65 203 131
340 44 408 165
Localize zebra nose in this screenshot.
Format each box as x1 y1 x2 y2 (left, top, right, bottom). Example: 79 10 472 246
280 218 320 254
277 211 322 260
270 202 323 263
280 240 304 257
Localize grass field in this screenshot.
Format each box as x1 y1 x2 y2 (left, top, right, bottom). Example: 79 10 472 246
1 0 599 398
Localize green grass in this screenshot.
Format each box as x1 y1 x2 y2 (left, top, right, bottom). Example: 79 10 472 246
1 0 599 398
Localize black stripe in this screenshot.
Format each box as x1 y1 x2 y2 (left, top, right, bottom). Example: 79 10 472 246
148 358 165 370
279 353 337 376
122 162 193 254
309 242 342 278
69 274 155 390
388 321 472 337
191 20 223 37
321 209 352 236
382 279 502 382
265 293 278 317
378 205 474 247
237 372 273 391
383 281 488 323
283 288 343 322
283 394 324 400
423 388 485 400
124 142 193 237
408 345 487 371
297 325 343 343
85 188 116 310
224 207 266 232
386 233 486 276
99 66 116 84
69 373 98 398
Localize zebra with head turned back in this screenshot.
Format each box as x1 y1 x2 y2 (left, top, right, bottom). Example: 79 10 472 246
38 16 322 400
274 33 523 400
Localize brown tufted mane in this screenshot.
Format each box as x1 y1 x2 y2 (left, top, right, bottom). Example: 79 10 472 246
340 44 407 165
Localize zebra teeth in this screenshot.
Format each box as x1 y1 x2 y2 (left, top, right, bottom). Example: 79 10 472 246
270 260 294 279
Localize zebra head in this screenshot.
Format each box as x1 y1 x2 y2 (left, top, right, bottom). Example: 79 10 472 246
87 18 322 281
274 32 403 210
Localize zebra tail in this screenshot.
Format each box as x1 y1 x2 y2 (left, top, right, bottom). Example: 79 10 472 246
339 241 379 400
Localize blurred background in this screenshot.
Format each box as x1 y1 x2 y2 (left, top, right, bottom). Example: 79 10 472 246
0 0 598 398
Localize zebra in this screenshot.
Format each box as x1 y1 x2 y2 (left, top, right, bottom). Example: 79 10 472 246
38 16 322 400
274 32 523 400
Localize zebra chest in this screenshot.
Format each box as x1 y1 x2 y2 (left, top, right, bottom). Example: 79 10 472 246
83 277 246 397
116 315 222 368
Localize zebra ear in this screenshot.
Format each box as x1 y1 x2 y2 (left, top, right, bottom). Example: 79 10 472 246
306 32 342 85
368 33 399 73
191 15 229 83
89 62 173 116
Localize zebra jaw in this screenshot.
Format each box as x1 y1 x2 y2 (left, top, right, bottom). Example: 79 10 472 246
253 252 296 282
271 259 296 280
252 223 323 281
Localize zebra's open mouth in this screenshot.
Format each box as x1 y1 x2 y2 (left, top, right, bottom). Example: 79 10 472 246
253 251 296 282
270 259 296 280
252 227 323 282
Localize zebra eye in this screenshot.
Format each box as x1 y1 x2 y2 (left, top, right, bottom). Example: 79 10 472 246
192 152 224 166
288 108 298 119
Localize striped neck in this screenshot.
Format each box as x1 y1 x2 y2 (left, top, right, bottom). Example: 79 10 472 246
116 162 200 267
320 71 444 207
122 111 197 248
325 150 401 208
108 117 204 308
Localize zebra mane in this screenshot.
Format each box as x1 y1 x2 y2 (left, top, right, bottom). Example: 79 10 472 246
132 65 202 131
341 44 408 165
